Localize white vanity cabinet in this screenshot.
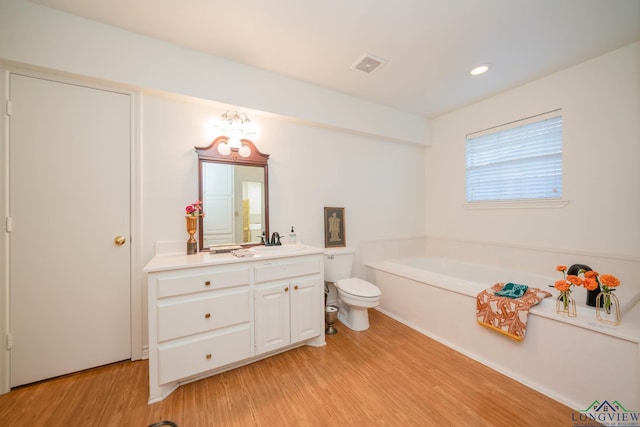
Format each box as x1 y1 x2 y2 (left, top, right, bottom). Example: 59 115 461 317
145 248 325 403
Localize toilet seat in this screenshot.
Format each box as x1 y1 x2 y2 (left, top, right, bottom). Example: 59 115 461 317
337 278 381 298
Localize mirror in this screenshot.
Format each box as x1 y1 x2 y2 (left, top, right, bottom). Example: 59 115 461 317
195 136 269 250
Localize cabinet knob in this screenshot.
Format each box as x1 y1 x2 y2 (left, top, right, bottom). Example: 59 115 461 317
204 313 211 319
284 287 289 292
205 281 211 286
205 354 212 360
294 285 299 290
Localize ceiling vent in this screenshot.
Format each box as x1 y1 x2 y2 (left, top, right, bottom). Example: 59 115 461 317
351 53 387 74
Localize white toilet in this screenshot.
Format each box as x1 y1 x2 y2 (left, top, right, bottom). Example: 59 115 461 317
324 247 381 331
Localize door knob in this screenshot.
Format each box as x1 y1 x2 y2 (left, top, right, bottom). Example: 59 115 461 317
114 236 126 246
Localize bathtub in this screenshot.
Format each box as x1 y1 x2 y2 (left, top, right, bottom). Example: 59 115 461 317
365 256 640 410
379 256 555 298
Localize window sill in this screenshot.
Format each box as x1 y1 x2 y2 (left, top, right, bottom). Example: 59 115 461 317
463 199 570 210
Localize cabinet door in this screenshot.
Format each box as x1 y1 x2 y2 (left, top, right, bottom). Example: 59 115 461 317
290 276 323 344
254 281 290 355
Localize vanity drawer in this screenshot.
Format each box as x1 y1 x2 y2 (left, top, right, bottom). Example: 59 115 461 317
254 258 321 283
157 288 250 342
158 325 252 385
156 266 250 298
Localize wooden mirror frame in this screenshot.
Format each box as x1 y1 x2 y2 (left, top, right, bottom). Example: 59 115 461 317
195 136 270 250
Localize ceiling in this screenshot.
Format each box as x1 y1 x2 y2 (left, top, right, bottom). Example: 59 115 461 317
28 0 640 118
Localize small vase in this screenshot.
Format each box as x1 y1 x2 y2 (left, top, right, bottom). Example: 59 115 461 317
556 291 576 317
186 215 198 255
596 291 621 326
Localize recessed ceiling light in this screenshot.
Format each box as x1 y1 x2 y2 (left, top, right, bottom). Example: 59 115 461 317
470 64 490 76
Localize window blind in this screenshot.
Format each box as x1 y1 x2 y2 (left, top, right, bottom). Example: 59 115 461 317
466 112 563 202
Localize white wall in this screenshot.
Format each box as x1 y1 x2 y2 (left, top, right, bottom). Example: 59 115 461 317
142 94 426 266
426 42 640 258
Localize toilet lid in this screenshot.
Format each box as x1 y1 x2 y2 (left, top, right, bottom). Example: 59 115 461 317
337 278 381 298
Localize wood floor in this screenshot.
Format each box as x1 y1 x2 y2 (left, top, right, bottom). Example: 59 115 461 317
0 310 579 426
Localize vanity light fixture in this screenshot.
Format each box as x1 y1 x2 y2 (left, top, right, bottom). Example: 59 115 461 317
214 110 257 158
470 64 490 76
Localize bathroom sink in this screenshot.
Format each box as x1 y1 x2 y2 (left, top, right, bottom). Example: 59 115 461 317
251 245 306 254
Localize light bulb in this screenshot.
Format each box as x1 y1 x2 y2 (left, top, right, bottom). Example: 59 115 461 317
470 64 490 76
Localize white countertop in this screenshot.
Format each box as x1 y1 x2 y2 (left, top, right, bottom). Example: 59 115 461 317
144 245 325 273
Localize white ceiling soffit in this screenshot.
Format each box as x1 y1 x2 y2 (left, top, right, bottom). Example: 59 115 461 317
26 0 640 118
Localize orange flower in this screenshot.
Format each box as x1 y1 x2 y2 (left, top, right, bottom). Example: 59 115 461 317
556 265 567 272
566 275 584 286
584 271 598 279
554 280 571 292
584 277 599 291
600 274 620 288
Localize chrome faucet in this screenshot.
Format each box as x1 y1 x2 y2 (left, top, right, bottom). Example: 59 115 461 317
270 232 281 246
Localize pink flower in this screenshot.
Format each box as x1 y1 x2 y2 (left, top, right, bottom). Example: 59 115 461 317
185 200 203 216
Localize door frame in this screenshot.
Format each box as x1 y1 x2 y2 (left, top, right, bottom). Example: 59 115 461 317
0 65 143 394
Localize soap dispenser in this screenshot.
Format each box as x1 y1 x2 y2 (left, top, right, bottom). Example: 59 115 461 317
289 226 296 245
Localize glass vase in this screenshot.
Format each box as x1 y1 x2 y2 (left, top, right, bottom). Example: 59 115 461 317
596 291 621 326
186 215 198 255
556 291 576 317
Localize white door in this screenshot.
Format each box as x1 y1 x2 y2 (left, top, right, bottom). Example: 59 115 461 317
202 162 234 245
8 74 131 387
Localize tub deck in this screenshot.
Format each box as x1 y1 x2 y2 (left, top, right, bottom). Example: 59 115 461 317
375 257 640 342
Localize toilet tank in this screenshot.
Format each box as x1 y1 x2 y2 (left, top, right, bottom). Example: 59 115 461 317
324 247 355 282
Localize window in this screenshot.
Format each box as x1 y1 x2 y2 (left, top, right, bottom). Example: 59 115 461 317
465 111 563 203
